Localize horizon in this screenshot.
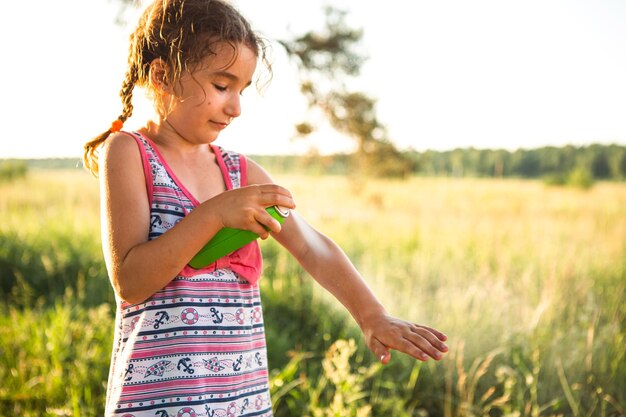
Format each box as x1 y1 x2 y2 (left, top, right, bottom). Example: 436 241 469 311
3 141 624 163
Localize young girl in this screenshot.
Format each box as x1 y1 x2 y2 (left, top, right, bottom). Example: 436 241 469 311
83 1 448 416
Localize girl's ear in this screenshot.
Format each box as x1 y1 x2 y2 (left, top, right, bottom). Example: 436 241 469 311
149 59 170 93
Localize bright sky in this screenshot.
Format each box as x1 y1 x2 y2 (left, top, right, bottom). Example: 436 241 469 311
2 0 625 158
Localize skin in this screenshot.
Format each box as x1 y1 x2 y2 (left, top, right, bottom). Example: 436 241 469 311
99 42 448 365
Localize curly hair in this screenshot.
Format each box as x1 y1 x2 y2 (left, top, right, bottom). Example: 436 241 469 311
83 0 269 175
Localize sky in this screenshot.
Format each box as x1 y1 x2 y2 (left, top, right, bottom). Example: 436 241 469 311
2 0 625 159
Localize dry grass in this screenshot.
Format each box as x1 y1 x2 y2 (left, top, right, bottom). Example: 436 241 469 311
1 170 625 416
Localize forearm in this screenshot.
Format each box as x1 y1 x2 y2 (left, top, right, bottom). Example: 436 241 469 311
106 203 222 304
296 232 388 330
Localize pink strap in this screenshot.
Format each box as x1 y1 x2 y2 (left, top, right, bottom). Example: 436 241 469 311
130 132 155 207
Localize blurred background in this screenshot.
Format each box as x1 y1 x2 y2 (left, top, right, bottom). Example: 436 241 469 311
1 1 625 416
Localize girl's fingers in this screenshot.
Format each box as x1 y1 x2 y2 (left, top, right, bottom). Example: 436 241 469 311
401 328 447 360
264 193 296 210
256 210 283 237
256 183 292 197
411 325 449 352
247 184 295 211
360 315 449 363
215 185 295 233
369 337 391 365
415 324 448 342
374 322 448 362
398 336 443 361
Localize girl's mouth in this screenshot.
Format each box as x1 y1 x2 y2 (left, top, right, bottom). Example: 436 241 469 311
210 120 229 130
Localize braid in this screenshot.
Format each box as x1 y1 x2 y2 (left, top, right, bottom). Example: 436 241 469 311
119 65 137 123
82 66 138 177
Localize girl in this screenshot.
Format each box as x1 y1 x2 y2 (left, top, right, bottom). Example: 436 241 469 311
83 1 448 416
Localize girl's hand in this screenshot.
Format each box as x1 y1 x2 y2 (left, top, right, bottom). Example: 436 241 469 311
208 184 295 239
361 314 448 364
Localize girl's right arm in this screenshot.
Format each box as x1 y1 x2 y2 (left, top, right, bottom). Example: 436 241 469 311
99 134 294 304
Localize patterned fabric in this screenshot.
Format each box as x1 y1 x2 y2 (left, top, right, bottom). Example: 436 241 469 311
105 132 273 417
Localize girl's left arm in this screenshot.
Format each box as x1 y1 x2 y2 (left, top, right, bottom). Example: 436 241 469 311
247 159 448 364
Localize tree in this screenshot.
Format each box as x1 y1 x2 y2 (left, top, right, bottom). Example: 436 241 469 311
279 7 413 178
589 144 611 179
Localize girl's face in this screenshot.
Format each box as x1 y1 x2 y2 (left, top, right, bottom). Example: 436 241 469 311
163 42 257 145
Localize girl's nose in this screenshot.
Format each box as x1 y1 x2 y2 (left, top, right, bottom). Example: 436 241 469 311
225 95 241 118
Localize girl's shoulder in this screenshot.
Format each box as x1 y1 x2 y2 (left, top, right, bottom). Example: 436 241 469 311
99 132 141 167
244 156 275 186
98 131 149 210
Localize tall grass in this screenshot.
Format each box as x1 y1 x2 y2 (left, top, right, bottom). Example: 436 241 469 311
1 170 624 416
0 299 112 417
0 170 111 308
260 175 626 416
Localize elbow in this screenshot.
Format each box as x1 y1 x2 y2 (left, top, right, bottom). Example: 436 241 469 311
117 288 146 306
112 273 148 305
113 282 136 305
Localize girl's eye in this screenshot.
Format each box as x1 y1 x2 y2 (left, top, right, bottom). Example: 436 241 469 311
239 86 251 97
213 84 227 92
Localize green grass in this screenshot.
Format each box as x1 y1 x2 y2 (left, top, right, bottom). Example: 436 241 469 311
1 170 625 416
0 300 112 417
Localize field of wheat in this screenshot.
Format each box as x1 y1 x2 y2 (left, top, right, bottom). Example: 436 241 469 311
1 169 624 417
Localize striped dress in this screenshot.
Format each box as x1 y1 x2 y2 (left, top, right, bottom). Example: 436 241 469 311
105 132 273 417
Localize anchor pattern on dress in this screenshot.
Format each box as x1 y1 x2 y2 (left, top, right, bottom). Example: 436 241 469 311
177 357 194 374
209 307 223 323
200 352 262 374
125 351 266 381
153 311 170 329
122 305 263 336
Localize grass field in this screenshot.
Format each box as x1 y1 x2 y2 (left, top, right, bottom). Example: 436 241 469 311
1 169 624 416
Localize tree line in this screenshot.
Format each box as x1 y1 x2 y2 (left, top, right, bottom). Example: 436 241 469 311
407 143 626 180
3 143 624 183
250 143 626 183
